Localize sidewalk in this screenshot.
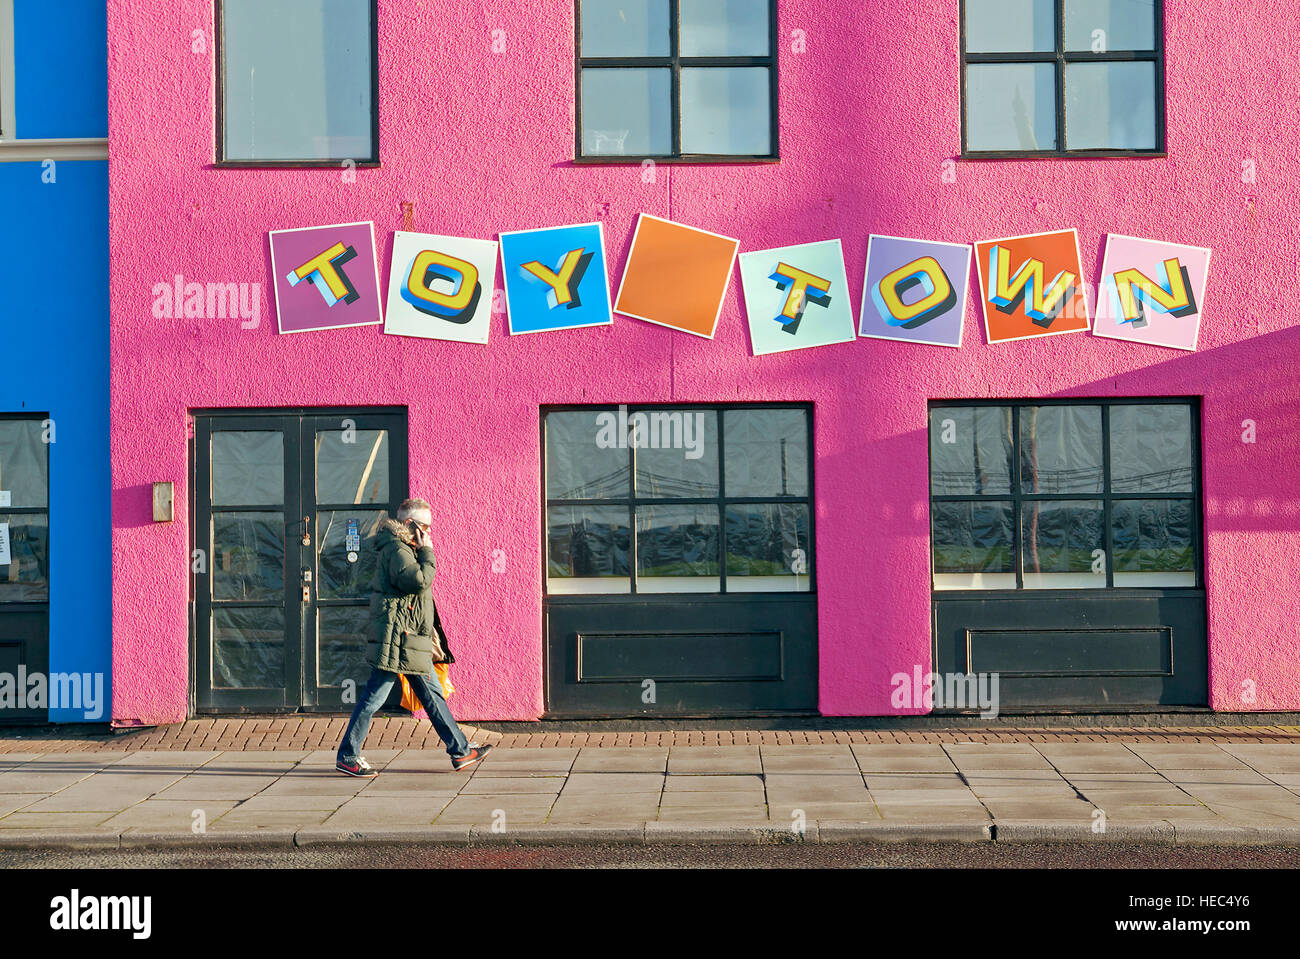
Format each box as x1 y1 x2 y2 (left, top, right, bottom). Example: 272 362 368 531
3 741 1300 849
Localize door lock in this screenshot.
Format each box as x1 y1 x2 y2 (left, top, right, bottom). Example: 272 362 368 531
301 568 312 603
300 516 311 547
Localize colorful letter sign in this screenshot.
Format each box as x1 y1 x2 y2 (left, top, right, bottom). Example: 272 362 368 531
269 222 383 334
738 240 855 355
384 231 499 343
499 223 613 334
1094 234 1211 352
615 214 739 339
974 229 1089 343
859 235 971 348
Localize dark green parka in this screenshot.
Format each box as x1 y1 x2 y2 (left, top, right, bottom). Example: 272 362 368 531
367 517 455 675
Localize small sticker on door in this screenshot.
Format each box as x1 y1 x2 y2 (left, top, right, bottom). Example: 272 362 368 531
346 518 361 563
0 523 10 566
0 491 10 508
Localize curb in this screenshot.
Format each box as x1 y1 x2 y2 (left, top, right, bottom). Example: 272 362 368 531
5 819 1300 850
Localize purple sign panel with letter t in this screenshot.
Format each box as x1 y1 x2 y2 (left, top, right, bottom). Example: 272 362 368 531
269 221 384 334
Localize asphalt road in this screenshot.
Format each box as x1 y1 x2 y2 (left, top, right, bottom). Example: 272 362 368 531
6 842 1300 869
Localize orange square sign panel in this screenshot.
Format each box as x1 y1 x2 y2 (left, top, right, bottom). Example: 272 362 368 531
974 229 1091 343
615 214 740 339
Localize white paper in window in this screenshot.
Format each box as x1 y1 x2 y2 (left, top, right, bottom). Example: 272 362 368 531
0 490 9 507
0 523 10 565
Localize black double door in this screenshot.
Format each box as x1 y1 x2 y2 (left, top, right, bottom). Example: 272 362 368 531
193 409 407 712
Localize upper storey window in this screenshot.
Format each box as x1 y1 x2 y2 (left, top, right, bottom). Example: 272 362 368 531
962 0 1164 157
218 0 379 166
576 0 779 162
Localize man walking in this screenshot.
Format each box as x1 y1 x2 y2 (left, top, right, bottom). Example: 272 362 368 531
336 498 492 776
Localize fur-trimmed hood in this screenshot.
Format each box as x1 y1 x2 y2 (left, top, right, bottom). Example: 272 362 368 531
375 515 416 548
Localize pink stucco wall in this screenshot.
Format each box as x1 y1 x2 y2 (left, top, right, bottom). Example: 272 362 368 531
106 1 1300 724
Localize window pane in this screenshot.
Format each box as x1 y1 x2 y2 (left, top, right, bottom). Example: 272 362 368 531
680 0 770 56
929 407 1013 495
932 501 1016 589
317 605 370 688
636 505 720 592
222 0 374 161
547 505 631 593
1020 406 1104 493
724 409 808 497
546 411 631 500
1065 0 1156 51
211 431 284 506
1109 405 1194 492
212 512 285 602
581 67 672 156
580 0 670 57
965 63 1056 151
317 510 384 599
725 503 810 591
1065 61 1156 150
316 429 388 505
681 67 771 155
1113 499 1195 586
1022 500 1105 588
212 607 285 688
0 420 48 508
635 409 719 498
965 0 1054 53
0 513 49 602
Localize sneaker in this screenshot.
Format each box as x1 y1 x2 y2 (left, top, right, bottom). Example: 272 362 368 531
336 756 378 778
451 744 493 771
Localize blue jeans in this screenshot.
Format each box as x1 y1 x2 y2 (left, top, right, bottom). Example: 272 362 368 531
337 667 471 763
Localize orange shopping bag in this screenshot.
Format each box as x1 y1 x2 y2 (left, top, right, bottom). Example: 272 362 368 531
399 668 454 721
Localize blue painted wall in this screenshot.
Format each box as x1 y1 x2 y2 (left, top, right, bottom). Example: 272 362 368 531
0 1 109 721
12 0 108 139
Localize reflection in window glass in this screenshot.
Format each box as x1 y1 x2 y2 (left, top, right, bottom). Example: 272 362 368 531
966 63 1057 152
680 0 770 55
1065 61 1156 150
1020 406 1103 493
965 0 1054 53
636 505 720 592
635 409 718 498
316 429 388 505
929 407 1013 495
212 607 285 688
681 67 771 156
317 605 370 687
317 510 383 599
1022 500 1105 588
546 411 630 500
1064 0 1155 51
724 409 807 497
726 503 810 591
581 68 672 157
932 501 1016 590
1113 499 1195 585
212 512 285 602
1109 405 1193 492
581 0 671 56
222 0 375 161
547 505 631 593
0 420 48 508
212 431 283 506
0 513 49 602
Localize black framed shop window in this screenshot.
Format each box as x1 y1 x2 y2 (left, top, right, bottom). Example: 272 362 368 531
543 404 812 594
0 415 50 604
216 0 380 166
575 0 779 162
960 0 1165 157
928 399 1201 590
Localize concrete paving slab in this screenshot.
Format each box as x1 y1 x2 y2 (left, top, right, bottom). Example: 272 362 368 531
209 750 314 763
1161 768 1275 785
227 794 352 812
474 748 579 766
655 805 771 822
1035 744 1152 773
861 789 987 807
863 774 968 791
325 797 455 825
0 811 118 828
0 769 103 793
1064 773 1168 785
1176 784 1298 804
1125 745 1248 769
667 746 762 775
1219 745 1300 773
760 746 860 774
571 747 668 773
764 780 873 804
459 776 565 795
546 794 661 823
966 785 1081 801
257 774 375 796
356 774 468 797
851 745 959 773
1074 787 1198 805
1096 804 1218 821
434 795 555 824
559 772 666 794
875 804 991 822
115 751 221 767
100 800 240 830
152 774 284 801
663 773 765 793
0 794 39 817
659 789 764 809
960 768 1069 781
211 809 334 828
1204 801 1300 822
982 800 1097 821
766 801 881 822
